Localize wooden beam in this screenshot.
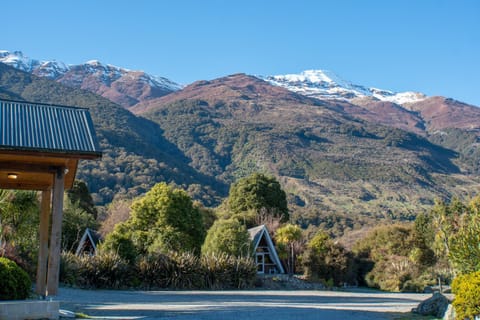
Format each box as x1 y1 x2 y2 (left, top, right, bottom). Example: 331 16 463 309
46 168 65 296
0 162 58 173
36 189 51 296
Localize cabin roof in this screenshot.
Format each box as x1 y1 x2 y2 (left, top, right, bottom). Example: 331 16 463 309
248 225 285 274
0 99 101 190
0 99 101 156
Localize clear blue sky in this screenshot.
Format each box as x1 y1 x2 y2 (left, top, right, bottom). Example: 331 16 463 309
2 0 479 105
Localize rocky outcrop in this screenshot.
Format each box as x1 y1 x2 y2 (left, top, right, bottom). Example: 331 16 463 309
412 292 450 318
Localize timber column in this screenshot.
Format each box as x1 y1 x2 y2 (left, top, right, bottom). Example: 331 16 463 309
36 189 51 296
46 167 65 296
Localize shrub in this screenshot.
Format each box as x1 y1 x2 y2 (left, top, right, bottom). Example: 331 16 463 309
60 251 132 289
0 257 31 300
201 218 251 257
61 251 256 290
60 251 81 286
452 271 480 320
201 253 256 289
137 253 177 289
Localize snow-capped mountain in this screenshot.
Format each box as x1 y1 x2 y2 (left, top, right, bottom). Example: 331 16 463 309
260 70 426 105
0 50 182 109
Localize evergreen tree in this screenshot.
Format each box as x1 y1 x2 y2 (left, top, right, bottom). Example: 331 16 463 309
202 218 251 257
227 173 289 223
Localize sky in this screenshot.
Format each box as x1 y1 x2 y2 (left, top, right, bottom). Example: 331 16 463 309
2 0 479 105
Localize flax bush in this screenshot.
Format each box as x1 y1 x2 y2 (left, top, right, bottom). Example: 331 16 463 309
60 251 132 289
62 251 256 290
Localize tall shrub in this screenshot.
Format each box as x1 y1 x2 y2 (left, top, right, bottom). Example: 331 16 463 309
452 271 480 320
202 218 251 257
0 257 31 300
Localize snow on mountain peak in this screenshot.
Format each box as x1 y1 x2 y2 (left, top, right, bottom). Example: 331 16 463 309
0 50 41 72
0 50 182 91
260 70 426 105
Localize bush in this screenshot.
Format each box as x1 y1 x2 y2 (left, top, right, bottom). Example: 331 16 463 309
60 251 132 289
0 257 31 300
60 251 81 286
61 251 256 290
137 253 177 289
201 218 251 257
201 253 256 289
452 271 480 320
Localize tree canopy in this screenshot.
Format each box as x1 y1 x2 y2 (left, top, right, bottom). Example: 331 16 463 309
102 183 206 259
227 173 289 222
201 218 251 257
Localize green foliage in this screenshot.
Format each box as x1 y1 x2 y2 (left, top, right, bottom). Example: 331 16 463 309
429 128 480 174
202 218 251 257
227 173 289 222
276 224 302 244
0 190 40 273
452 271 480 320
62 200 99 252
303 231 356 286
99 223 138 264
428 196 480 275
61 250 256 290
275 224 303 274
0 257 31 300
448 209 480 274
201 253 257 289
130 182 205 254
66 181 98 218
102 183 205 258
60 251 132 289
353 223 435 291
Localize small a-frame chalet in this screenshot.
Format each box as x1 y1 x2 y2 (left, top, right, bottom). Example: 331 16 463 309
75 228 101 256
0 99 101 296
248 225 285 274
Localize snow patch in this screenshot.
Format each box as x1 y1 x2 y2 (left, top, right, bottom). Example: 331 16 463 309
260 70 427 105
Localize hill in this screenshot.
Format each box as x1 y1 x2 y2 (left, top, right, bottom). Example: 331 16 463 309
0 62 224 205
135 73 479 234
1 60 479 236
0 51 181 110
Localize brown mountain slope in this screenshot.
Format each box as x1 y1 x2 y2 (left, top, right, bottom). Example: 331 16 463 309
132 73 328 115
52 63 176 110
136 73 478 235
348 97 426 135
405 96 480 133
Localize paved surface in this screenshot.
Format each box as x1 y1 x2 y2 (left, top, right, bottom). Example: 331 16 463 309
54 287 431 319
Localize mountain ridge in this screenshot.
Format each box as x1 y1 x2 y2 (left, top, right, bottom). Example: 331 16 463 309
0 50 182 110
1 51 479 236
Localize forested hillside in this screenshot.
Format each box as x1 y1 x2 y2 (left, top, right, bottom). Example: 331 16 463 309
1 63 479 235
0 63 224 205
137 74 480 233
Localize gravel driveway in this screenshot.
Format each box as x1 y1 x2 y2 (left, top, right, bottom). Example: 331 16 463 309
55 287 431 319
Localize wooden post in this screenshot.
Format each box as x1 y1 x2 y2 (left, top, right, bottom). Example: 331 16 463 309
46 168 65 296
36 189 51 296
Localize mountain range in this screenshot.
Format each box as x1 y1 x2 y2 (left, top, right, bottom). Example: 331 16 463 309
1 50 479 236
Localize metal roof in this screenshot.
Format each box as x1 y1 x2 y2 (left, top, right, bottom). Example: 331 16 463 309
0 99 101 156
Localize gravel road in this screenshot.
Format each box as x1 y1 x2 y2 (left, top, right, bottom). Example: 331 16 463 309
55 287 431 320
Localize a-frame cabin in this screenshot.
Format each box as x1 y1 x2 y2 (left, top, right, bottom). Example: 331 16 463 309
248 225 285 274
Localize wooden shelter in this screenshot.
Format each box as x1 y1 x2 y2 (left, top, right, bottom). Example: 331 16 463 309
248 225 285 274
0 99 101 296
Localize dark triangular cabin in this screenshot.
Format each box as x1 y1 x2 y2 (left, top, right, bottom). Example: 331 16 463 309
248 225 285 274
75 228 101 256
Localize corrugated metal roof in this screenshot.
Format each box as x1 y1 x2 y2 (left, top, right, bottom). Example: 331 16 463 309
0 100 101 156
